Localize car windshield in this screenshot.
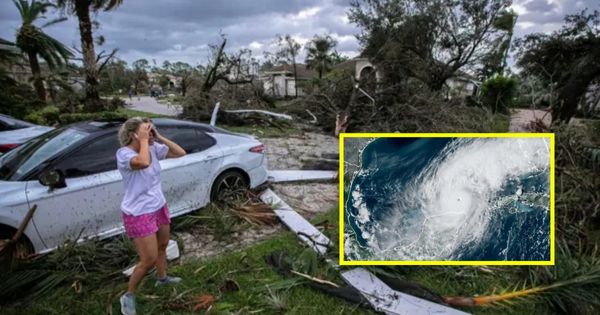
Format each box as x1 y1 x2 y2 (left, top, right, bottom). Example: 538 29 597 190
0 127 89 181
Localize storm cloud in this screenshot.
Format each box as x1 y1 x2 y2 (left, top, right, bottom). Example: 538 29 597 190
0 0 597 68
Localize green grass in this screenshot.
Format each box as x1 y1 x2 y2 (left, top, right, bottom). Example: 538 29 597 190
1 206 552 315
117 108 166 119
0 209 373 315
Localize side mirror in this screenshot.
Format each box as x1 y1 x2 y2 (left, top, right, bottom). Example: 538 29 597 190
39 169 66 190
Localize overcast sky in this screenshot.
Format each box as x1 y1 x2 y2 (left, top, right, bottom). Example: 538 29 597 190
0 0 597 68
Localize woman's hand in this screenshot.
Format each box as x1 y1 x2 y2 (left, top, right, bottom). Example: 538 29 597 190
135 123 152 142
150 124 162 140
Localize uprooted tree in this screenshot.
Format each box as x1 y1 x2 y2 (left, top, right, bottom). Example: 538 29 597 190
348 0 513 91
182 37 270 123
516 9 600 122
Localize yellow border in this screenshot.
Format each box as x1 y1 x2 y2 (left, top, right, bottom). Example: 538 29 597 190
338 133 555 266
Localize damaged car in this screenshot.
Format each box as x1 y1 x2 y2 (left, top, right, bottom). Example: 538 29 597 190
0 118 268 254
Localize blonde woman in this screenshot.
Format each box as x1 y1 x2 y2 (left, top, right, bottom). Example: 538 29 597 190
116 117 186 315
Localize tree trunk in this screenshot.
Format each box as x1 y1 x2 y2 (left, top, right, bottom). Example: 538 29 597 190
75 0 102 111
28 51 46 102
554 46 600 123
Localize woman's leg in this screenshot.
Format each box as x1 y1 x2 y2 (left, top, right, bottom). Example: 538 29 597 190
128 233 158 293
155 224 170 279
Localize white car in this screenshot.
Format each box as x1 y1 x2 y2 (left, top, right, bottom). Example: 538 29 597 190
0 118 268 254
0 114 54 154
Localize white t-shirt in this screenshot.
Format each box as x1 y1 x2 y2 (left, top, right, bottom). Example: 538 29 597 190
116 142 169 216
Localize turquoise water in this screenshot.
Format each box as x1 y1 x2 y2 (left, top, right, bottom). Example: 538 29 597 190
345 137 551 261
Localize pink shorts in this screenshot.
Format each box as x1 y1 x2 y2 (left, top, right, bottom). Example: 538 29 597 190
122 204 171 239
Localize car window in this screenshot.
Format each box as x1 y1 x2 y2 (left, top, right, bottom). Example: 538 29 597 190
0 128 89 180
54 134 121 178
158 127 215 153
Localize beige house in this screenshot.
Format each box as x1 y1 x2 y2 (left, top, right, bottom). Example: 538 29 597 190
260 64 317 97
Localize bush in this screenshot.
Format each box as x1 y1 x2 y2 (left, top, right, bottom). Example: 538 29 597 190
106 97 126 111
58 111 128 125
480 75 518 113
0 79 45 119
24 105 61 126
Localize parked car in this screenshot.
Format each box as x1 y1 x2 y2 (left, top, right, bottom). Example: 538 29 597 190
0 114 54 154
0 118 268 254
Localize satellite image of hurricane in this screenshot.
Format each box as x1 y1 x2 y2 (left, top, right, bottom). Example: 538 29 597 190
344 137 551 261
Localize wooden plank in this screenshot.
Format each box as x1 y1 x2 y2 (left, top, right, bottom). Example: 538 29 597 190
260 188 330 255
341 268 471 315
268 170 337 183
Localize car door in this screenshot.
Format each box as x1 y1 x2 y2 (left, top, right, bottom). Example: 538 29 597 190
27 134 124 250
157 126 223 216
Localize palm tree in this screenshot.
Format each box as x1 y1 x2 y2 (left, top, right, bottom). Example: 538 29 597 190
13 0 71 102
305 35 337 79
55 0 122 111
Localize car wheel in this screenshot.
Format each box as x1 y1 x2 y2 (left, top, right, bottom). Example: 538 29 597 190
210 170 249 203
0 227 34 261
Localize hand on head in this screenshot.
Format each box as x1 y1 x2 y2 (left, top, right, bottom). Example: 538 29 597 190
134 122 152 141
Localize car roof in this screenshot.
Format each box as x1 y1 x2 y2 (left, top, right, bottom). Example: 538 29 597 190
0 113 36 128
66 118 222 134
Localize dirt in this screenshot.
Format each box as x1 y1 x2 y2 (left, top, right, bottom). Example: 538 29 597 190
509 109 552 132
177 132 339 262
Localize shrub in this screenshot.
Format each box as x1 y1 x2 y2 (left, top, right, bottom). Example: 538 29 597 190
0 80 45 119
24 106 61 126
480 75 518 113
106 97 126 111
58 111 128 125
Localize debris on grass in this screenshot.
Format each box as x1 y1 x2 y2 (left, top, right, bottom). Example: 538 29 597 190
192 294 216 312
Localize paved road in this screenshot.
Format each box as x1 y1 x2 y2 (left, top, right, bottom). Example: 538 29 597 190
124 96 182 117
509 109 552 132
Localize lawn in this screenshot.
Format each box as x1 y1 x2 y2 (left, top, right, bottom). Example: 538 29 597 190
1 204 550 315
0 209 375 315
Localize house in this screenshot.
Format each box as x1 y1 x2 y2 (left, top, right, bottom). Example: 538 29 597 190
260 64 317 97
334 57 382 83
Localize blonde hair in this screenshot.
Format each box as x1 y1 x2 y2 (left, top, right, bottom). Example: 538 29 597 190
118 117 152 146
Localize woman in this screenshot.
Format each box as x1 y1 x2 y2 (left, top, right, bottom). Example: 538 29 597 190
116 117 186 315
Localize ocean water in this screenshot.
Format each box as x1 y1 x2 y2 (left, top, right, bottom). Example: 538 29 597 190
344 137 551 261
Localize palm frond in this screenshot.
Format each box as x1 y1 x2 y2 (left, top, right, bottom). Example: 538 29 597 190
41 16 68 28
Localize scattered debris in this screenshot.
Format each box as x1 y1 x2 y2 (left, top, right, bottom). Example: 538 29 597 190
260 189 330 255
224 109 293 120
268 170 337 183
0 204 37 255
210 102 221 126
230 202 279 226
219 279 240 293
192 294 216 312
341 268 470 315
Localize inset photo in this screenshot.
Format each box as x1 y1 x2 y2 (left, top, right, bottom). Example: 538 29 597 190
340 133 554 265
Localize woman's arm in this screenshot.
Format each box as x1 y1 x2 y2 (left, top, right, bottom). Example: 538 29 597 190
154 127 186 158
130 123 152 169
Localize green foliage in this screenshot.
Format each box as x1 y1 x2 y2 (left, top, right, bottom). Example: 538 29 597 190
58 111 128 125
24 105 60 125
480 75 517 113
348 0 512 90
0 80 45 119
305 35 338 79
516 9 600 121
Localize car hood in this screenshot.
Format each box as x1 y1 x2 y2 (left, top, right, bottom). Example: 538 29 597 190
0 126 54 144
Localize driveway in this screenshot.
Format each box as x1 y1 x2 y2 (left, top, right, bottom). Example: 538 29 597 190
124 96 182 117
509 109 552 132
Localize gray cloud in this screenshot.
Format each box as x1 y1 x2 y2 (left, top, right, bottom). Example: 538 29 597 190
1 0 598 68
